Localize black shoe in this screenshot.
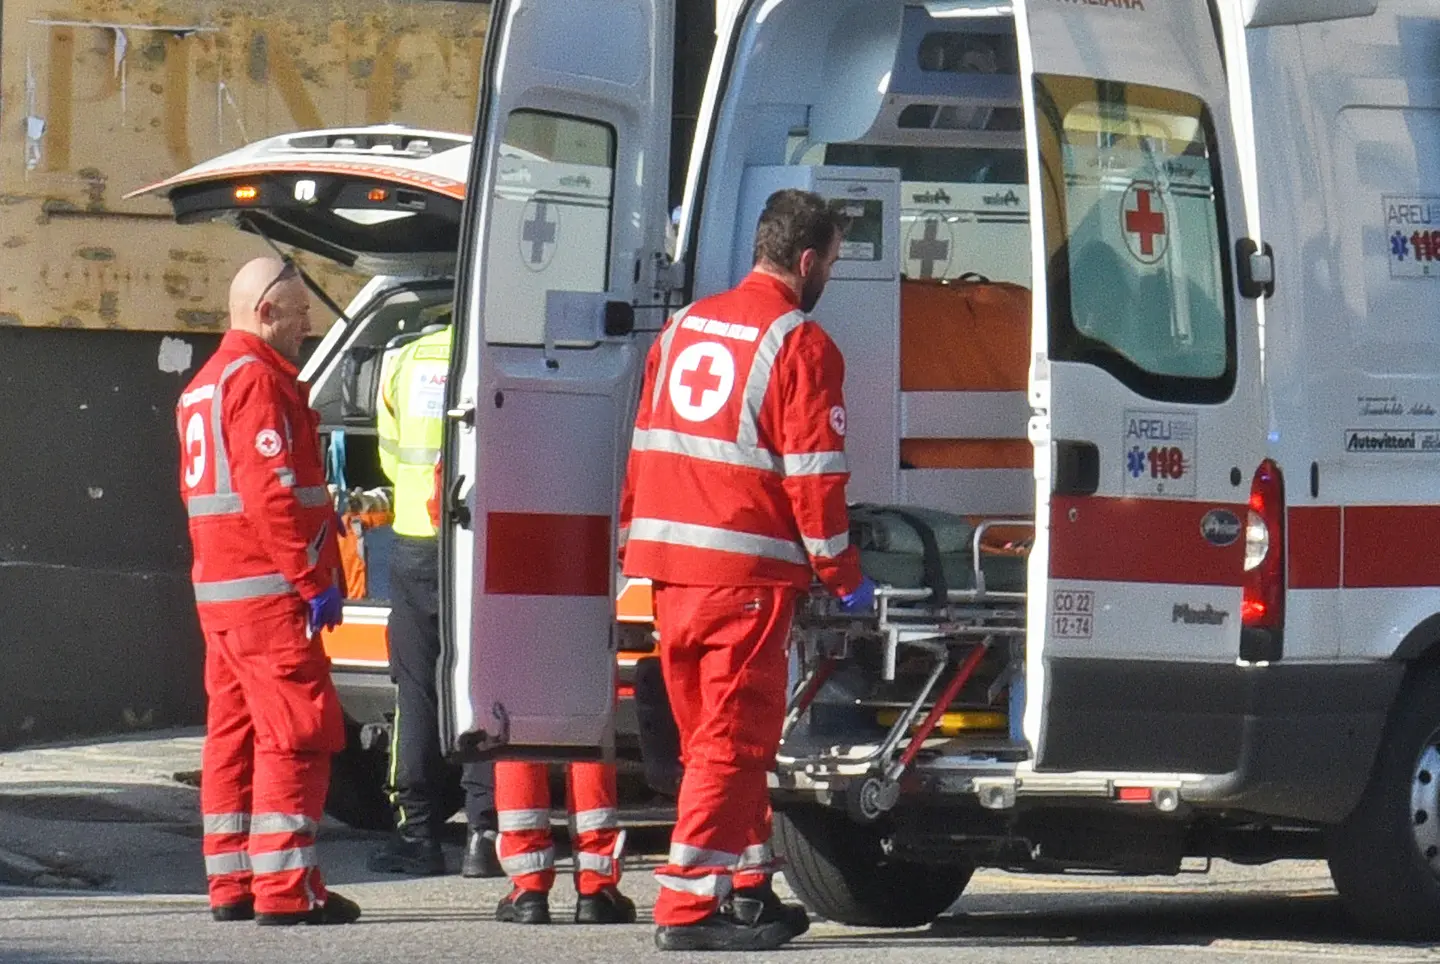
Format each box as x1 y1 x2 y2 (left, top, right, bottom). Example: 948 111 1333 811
733 884 810 937
255 892 362 927
654 908 797 952
461 829 504 879
574 886 637 924
211 899 254 922
495 889 551 925
367 833 445 876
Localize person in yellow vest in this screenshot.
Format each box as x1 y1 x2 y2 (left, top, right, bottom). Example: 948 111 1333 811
367 324 501 878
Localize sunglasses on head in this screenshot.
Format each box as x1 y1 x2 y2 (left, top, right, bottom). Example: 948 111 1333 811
254 257 300 313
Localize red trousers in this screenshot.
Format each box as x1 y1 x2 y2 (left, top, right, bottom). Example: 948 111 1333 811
652 583 796 926
200 608 345 914
494 761 624 896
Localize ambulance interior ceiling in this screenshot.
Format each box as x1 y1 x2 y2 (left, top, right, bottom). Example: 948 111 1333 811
698 1 1034 519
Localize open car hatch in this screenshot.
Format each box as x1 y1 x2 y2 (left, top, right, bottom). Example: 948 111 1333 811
125 125 472 277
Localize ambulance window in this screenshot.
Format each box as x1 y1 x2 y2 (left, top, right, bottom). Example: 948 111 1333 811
1037 76 1235 403
481 111 616 346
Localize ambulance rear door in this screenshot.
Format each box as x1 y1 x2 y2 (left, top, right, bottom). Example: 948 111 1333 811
1016 0 1267 773
440 0 675 759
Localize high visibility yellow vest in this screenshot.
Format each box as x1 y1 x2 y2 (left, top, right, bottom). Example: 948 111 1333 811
377 326 452 538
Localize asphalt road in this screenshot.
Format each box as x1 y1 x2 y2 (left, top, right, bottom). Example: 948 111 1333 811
2 733 1439 964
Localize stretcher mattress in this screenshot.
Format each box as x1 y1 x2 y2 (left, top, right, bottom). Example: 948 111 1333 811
850 504 1027 594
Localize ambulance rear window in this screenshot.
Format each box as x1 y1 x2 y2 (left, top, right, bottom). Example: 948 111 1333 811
1037 76 1235 404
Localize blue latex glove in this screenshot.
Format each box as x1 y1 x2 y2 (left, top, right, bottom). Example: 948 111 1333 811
307 585 344 636
838 575 877 614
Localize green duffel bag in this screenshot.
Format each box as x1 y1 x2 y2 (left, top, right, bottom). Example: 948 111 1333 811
849 504 1027 598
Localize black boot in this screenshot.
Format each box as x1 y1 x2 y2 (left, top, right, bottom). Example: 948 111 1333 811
256 892 362 927
210 899 254 922
654 906 797 952
367 832 445 876
574 886 637 924
461 829 504 879
495 889 551 925
732 883 810 937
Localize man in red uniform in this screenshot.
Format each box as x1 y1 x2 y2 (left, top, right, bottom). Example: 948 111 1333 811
176 256 361 926
620 189 877 952
490 760 635 924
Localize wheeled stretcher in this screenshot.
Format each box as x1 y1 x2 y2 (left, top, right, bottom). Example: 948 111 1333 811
779 518 1034 821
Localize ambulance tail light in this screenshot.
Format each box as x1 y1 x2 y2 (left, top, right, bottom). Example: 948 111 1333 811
1241 459 1284 662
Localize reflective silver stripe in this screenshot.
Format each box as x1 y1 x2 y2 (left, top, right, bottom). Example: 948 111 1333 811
651 306 692 413
193 573 294 603
378 435 399 456
250 846 317 875
736 842 774 870
630 427 781 473
628 518 806 566
275 468 296 488
802 531 851 560
210 355 259 498
205 851 251 876
656 873 731 899
575 852 614 876
188 493 244 518
202 813 249 835
250 813 318 836
783 450 847 477
294 486 330 508
617 525 629 550
668 842 741 869
500 847 555 876
393 445 442 465
306 517 329 569
736 310 807 451
497 808 551 832
572 807 618 834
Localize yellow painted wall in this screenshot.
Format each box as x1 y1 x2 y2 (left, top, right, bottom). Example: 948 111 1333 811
0 0 488 331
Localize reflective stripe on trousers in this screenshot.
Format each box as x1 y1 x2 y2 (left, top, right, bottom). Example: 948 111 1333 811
497 808 551 832
500 847 555 877
205 852 252 877
251 846 318 876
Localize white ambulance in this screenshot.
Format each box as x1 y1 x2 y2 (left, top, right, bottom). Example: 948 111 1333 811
434 0 1440 938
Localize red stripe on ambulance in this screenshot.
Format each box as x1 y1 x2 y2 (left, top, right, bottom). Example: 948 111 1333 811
1049 495 1247 586
1288 506 1341 589
484 512 612 596
1344 505 1440 589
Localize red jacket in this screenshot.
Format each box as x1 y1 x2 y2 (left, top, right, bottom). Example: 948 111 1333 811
619 272 863 595
177 330 342 632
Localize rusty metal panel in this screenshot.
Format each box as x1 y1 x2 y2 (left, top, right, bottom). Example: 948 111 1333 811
0 0 490 332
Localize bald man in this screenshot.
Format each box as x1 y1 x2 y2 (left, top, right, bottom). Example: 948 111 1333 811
176 257 359 925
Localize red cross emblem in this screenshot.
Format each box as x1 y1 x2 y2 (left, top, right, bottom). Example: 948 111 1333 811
667 342 736 422
1121 182 1169 264
679 355 724 408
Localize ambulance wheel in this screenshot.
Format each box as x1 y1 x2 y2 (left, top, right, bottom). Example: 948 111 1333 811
773 804 973 928
324 719 396 832
1327 664 1440 939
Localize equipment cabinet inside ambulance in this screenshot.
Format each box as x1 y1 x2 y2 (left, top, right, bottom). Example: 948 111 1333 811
445 0 1440 938
131 125 660 831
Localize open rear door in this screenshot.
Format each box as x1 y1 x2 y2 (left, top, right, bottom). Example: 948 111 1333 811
1017 0 1266 773
441 0 675 759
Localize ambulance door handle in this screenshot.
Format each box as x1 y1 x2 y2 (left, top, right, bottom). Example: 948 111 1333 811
1053 440 1100 497
447 404 476 429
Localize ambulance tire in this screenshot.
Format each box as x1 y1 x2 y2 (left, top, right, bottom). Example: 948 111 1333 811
324 719 396 832
1327 664 1440 939
773 804 973 928
323 721 468 832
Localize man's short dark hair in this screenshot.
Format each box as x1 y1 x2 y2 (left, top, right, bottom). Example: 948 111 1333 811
753 189 848 272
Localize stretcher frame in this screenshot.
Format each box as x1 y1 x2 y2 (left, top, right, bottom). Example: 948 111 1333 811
778 520 1033 819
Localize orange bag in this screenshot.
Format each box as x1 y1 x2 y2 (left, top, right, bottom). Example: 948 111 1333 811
899 277 1032 471
337 505 394 600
